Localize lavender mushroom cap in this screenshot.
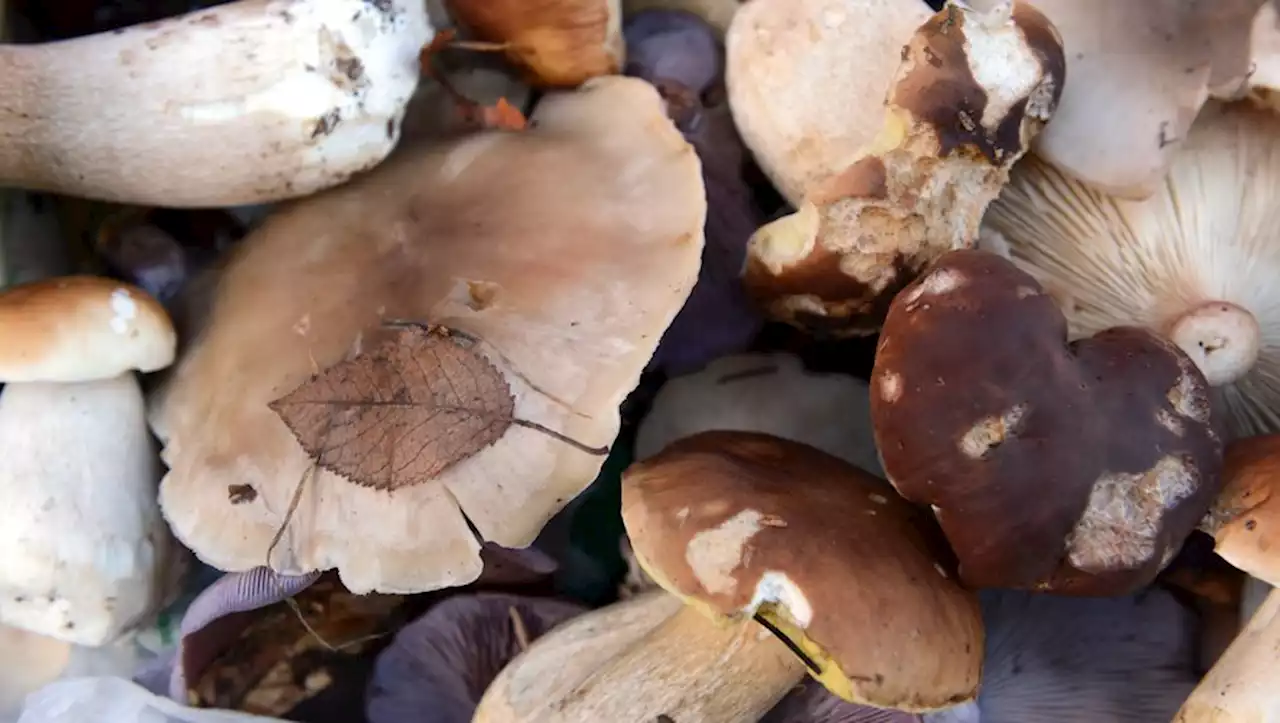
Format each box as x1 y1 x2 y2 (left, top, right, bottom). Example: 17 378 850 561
623 9 722 95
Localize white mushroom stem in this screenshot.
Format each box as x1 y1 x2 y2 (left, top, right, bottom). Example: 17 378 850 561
1166 301 1262 386
0 0 431 206
0 374 172 645
1174 587 1280 722
476 593 806 723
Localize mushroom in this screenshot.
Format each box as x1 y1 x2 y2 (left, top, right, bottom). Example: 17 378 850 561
0 276 178 644
870 249 1224 594
148 76 706 595
18 676 291 723
1174 587 1280 722
477 431 983 721
366 593 585 723
983 102 1280 438
740 1 1065 336
444 0 622 87
765 587 1199 723
635 352 881 475
0 0 431 206
1020 0 1264 198
1201 433 1280 588
623 0 739 36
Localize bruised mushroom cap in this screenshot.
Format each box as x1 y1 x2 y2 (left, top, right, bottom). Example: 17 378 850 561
1203 434 1280 587
366 593 585 723
871 249 1223 595
725 0 932 206
622 430 983 711
635 352 881 475
149 76 706 595
0 277 175 382
985 103 1280 438
1025 0 1264 199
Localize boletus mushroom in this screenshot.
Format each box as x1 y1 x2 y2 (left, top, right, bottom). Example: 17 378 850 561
0 277 178 644
870 249 1224 594
984 102 1280 438
478 431 983 721
148 76 706 594
0 0 431 206
740 0 1065 336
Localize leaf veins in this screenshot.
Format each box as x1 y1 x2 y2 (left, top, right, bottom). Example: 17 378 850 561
269 325 518 491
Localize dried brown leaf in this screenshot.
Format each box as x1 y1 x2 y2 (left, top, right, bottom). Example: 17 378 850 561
268 325 514 491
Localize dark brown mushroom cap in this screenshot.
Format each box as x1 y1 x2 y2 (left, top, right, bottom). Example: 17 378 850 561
871 249 1224 595
621 430 983 711
365 593 585 723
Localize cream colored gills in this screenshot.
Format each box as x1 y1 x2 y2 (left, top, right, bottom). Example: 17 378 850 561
0 0 432 206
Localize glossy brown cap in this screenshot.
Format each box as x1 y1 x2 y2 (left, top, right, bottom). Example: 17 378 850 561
1205 434 1280 587
621 430 983 711
871 249 1224 595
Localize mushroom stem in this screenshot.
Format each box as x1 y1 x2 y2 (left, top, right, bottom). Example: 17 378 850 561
0 0 430 206
1173 587 1280 721
1166 301 1261 386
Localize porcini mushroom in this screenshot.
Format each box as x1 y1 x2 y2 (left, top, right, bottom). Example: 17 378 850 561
740 1 1065 336
636 352 881 475
870 249 1224 594
984 102 1280 438
149 76 706 595
0 0 431 206
0 276 177 645
482 431 982 721
1021 0 1264 198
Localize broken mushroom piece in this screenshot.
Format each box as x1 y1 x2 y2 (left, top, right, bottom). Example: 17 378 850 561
0 277 177 644
985 102 1280 438
529 431 980 721
149 76 706 595
1023 0 1264 198
635 352 882 475
1175 587 1280 722
741 1 1065 336
446 0 622 88
871 249 1223 595
0 0 430 206
366 593 585 723
1201 434 1280 587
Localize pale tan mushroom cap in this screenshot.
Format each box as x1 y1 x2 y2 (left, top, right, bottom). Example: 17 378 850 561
986 103 1280 438
149 76 706 594
1026 0 1264 199
0 276 175 383
725 0 931 206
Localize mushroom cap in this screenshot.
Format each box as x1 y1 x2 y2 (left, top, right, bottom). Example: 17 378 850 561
623 0 740 36
725 0 932 206
366 593 585 723
1206 434 1280 587
148 76 706 595
0 276 175 383
623 9 721 96
871 249 1224 595
621 430 983 711
985 102 1280 438
635 352 881 475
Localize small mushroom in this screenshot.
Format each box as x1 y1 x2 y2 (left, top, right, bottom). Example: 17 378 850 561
984 102 1280 438
1174 587 1280 722
1022 0 1264 198
366 593 585 723
479 431 983 721
740 1 1065 336
445 0 622 87
870 249 1224 594
635 352 881 475
149 76 706 594
0 0 431 206
0 277 178 645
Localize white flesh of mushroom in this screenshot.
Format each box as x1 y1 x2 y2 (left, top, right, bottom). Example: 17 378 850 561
0 0 432 206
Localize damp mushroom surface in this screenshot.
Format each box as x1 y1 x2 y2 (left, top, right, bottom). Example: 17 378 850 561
148 76 706 595
870 249 1224 594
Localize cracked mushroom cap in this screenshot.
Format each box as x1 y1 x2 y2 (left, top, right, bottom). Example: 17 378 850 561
1024 0 1264 199
148 76 706 595
1203 434 1280 587
871 249 1224 595
985 102 1280 439
621 430 983 712
0 276 175 382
